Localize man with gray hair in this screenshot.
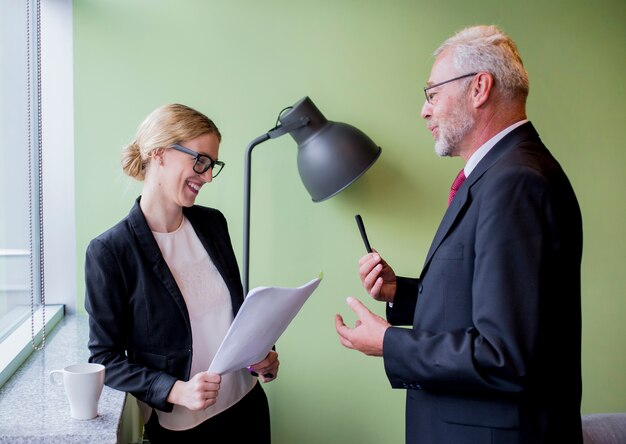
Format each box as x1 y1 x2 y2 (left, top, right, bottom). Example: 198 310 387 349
336 25 583 443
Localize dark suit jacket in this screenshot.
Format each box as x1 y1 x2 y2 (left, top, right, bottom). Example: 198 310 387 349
85 198 244 412
383 122 583 444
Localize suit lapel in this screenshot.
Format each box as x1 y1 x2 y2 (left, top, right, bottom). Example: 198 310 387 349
420 122 540 276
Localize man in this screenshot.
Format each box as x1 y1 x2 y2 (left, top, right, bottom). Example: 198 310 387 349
335 25 583 444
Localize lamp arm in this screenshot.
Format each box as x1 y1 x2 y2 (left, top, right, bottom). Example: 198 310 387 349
267 116 310 139
242 116 310 295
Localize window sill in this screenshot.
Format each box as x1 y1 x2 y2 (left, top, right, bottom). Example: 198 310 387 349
0 304 64 388
0 314 135 443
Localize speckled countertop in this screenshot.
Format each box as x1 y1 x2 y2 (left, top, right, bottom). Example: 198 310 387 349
0 315 126 443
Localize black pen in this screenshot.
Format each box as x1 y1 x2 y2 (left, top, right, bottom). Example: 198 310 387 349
355 214 373 253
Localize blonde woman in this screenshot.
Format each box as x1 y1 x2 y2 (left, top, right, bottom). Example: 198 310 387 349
85 104 277 443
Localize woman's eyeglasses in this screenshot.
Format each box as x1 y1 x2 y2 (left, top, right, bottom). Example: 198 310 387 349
170 144 225 178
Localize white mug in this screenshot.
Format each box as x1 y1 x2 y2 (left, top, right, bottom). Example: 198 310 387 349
49 363 105 420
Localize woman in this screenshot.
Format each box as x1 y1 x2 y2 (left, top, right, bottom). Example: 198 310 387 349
85 103 278 443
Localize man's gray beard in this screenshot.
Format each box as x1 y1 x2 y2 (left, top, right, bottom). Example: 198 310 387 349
434 105 474 157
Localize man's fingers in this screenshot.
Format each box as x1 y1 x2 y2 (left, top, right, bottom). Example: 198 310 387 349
335 314 351 337
346 296 372 319
358 252 380 268
369 276 383 298
335 314 355 350
339 336 354 349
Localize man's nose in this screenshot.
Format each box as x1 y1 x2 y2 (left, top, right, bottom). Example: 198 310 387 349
420 100 432 120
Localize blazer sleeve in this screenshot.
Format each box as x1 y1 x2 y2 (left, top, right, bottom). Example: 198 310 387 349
85 237 178 412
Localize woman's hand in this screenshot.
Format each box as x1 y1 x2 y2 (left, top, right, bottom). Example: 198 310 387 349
167 371 221 411
248 350 279 383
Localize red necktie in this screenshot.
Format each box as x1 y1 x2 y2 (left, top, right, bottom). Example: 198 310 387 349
448 169 466 206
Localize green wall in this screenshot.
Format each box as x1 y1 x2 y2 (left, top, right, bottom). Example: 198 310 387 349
73 1 626 442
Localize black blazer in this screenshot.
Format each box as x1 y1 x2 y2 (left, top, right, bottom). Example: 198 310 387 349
383 123 583 443
85 198 244 412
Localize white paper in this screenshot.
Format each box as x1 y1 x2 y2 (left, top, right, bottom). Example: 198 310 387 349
208 275 322 375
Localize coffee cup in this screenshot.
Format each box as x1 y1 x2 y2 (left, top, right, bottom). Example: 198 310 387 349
49 363 105 420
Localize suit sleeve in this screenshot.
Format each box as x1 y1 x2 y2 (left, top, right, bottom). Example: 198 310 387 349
386 276 419 325
383 166 560 394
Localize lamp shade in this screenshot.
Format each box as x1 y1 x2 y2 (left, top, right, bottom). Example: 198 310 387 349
279 97 382 202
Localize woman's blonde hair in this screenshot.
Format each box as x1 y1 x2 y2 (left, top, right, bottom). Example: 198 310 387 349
121 103 221 181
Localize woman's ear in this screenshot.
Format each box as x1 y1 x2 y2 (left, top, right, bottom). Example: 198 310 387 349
151 148 165 166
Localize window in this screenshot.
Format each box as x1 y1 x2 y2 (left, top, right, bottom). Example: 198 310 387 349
0 0 42 343
0 0 74 386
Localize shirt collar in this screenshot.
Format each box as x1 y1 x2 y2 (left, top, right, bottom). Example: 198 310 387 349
464 119 528 177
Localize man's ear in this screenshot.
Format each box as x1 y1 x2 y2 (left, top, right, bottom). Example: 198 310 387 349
471 72 494 108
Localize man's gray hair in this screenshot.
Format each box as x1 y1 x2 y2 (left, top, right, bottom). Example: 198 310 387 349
435 25 529 102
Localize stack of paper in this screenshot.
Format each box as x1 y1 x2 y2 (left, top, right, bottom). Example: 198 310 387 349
208 276 322 375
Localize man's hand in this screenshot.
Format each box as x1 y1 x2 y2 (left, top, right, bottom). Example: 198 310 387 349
335 296 390 356
359 252 397 303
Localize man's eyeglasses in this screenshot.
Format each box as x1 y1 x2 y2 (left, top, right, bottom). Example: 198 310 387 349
170 144 225 178
423 73 478 105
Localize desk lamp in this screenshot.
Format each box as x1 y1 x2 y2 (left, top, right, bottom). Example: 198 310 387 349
243 96 381 294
